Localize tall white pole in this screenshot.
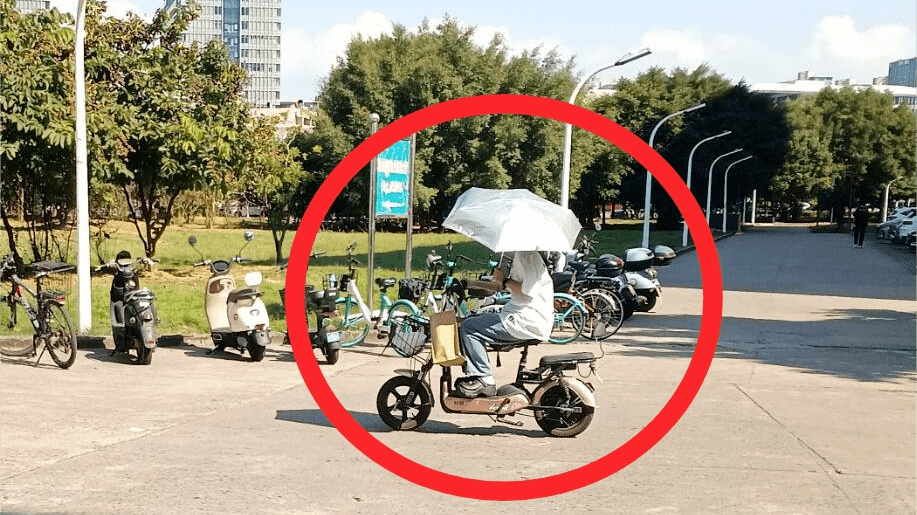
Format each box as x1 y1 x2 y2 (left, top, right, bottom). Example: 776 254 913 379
75 0 91 332
641 103 706 248
683 130 731 247
751 189 757 224
560 48 651 209
367 113 379 307
722 156 753 233
705 148 742 224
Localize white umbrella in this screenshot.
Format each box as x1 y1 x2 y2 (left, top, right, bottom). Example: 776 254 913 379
442 187 582 252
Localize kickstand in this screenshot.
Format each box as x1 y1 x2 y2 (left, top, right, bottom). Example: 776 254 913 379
33 343 48 367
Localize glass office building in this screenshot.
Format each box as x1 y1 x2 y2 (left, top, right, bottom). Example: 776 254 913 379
888 58 916 88
164 0 281 107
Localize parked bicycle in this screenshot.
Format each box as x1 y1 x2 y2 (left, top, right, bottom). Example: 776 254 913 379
0 256 77 369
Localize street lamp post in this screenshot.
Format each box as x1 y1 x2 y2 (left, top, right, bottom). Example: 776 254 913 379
367 113 380 307
705 148 743 224
75 0 91 332
560 48 651 209
722 156 754 233
881 177 900 223
641 103 706 248
683 130 731 247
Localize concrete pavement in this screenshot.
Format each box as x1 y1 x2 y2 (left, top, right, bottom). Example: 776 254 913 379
1 224 914 514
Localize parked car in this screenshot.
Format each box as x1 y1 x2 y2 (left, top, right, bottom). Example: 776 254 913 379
891 218 915 243
876 208 916 240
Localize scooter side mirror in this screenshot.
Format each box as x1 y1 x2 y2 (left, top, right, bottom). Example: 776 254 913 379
188 236 197 247
243 231 255 242
594 223 602 232
244 271 263 287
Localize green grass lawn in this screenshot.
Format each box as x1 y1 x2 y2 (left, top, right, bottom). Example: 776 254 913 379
2 219 685 336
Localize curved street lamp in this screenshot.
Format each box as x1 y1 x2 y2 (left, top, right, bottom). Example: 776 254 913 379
882 177 900 223
683 130 731 247
641 103 706 248
722 155 754 233
705 148 743 224
560 48 651 209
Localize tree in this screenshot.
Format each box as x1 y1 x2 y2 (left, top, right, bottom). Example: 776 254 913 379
83 0 250 257
773 87 916 223
0 1 77 264
238 115 306 263
314 18 579 228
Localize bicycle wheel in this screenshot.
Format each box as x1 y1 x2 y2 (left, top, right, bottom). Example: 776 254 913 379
580 289 624 340
329 297 370 347
42 303 77 369
549 294 586 344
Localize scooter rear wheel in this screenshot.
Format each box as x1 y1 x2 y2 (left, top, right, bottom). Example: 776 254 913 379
248 343 266 362
534 384 594 437
324 347 340 365
376 375 432 431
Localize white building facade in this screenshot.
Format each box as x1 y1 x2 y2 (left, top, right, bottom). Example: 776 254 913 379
164 0 281 107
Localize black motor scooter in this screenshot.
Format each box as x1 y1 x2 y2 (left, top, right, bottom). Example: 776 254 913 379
93 251 158 365
279 251 342 365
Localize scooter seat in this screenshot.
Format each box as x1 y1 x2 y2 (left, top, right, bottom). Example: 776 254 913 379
539 352 595 367
375 277 397 288
490 339 541 352
227 287 261 304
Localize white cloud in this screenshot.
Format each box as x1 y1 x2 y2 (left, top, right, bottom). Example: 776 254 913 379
281 11 392 101
804 15 912 82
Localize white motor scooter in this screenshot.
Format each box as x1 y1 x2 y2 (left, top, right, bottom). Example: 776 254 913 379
188 232 270 362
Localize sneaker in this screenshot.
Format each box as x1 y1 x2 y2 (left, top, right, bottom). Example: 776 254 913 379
454 377 496 398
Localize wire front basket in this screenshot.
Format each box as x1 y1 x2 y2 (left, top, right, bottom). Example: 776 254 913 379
390 314 430 358
28 260 75 298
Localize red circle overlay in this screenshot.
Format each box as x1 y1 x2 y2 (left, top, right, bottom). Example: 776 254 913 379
286 94 723 500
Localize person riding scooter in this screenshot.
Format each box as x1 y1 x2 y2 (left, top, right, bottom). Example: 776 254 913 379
456 251 554 398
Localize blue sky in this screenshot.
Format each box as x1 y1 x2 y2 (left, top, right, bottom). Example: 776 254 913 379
50 0 916 102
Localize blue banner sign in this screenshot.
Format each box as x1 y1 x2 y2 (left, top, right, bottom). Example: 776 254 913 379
375 138 412 218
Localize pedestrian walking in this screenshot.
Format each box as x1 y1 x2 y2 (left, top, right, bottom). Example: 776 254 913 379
853 205 869 248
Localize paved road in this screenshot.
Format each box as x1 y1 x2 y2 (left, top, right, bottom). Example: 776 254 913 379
2 224 914 515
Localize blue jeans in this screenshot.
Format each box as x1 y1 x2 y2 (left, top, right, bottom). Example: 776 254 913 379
458 312 518 378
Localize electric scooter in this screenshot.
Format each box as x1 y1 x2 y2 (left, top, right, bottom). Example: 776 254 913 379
93 251 158 365
279 251 342 364
376 315 600 437
188 232 270 362
621 244 676 312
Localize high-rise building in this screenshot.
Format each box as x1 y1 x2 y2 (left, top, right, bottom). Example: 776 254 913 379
164 0 281 107
15 0 50 12
888 57 916 87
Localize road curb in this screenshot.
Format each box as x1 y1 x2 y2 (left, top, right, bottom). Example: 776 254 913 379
674 229 737 256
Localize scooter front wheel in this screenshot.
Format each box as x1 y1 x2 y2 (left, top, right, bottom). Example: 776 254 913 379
136 343 153 365
376 375 432 431
534 384 594 437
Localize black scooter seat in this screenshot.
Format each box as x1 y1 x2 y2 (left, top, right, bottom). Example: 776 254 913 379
539 352 595 367
490 339 541 352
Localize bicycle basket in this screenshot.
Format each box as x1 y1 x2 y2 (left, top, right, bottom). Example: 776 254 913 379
398 278 427 303
390 315 429 357
28 260 75 298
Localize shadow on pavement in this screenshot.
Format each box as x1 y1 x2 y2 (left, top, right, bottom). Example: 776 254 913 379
616 306 916 383
275 409 546 438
